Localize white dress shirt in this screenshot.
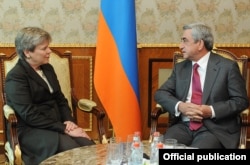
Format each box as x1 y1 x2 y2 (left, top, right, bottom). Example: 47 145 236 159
175 52 215 121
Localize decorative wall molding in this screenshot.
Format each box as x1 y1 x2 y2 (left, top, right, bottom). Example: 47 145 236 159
1 43 249 48
0 43 96 48
72 55 94 132
0 0 249 44
138 43 250 48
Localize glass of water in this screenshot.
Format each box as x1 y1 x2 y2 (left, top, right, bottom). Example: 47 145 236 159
106 137 123 165
164 138 177 149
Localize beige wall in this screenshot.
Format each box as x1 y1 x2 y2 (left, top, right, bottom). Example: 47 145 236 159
0 0 249 46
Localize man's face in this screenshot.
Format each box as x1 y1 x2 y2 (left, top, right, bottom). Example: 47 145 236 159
179 29 201 61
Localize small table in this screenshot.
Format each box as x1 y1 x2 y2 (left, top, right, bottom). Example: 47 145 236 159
40 141 150 165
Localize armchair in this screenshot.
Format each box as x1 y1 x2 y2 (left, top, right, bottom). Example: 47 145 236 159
150 48 249 149
1 50 107 165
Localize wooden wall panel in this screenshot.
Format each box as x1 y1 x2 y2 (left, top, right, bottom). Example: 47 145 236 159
0 46 249 152
137 47 180 140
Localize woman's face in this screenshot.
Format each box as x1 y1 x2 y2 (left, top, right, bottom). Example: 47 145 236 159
24 40 52 69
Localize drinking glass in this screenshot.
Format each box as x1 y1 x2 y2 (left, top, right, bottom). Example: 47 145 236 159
122 134 134 164
174 143 186 149
106 137 123 165
164 138 177 149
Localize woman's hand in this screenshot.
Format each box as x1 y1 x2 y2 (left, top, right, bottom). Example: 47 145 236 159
64 121 78 132
65 127 91 139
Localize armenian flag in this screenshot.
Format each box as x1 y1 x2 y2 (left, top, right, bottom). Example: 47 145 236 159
94 0 142 141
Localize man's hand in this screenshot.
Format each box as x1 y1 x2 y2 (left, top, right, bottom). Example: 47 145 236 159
178 102 203 121
178 102 212 121
200 105 212 118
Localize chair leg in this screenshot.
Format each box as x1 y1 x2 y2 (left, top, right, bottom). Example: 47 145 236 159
5 142 14 165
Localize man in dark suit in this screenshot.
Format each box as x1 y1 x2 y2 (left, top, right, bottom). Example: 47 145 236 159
5 27 95 165
154 22 249 148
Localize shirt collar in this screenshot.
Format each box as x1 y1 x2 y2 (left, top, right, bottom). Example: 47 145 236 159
192 52 210 70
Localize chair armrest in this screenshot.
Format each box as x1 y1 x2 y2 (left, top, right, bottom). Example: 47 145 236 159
77 99 97 111
4 104 15 119
3 105 22 165
239 109 249 149
77 99 107 144
149 104 165 143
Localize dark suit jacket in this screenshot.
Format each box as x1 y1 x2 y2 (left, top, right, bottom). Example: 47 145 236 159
5 59 75 164
154 52 249 148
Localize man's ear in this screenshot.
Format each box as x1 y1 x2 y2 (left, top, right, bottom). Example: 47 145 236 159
198 40 204 51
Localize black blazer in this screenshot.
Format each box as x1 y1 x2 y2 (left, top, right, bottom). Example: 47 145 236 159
5 59 75 164
154 52 249 148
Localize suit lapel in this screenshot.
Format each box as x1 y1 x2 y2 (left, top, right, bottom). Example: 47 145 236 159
179 60 193 101
185 62 193 99
20 60 51 91
41 66 58 92
202 53 220 103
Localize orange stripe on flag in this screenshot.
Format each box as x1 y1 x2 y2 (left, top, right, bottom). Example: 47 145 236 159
95 2 141 141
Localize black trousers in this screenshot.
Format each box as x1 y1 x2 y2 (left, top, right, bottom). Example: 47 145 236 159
164 121 224 149
57 134 95 152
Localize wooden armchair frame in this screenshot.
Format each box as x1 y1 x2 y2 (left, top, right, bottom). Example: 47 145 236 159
150 48 249 148
1 50 107 165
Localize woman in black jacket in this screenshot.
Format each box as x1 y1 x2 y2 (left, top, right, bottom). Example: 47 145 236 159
5 27 95 165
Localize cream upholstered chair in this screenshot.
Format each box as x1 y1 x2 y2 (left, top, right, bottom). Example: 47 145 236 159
1 50 107 165
150 48 249 149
